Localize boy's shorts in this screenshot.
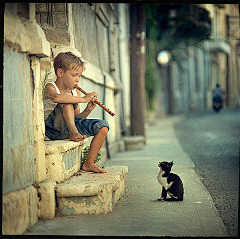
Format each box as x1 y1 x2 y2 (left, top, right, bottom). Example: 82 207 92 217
45 103 109 140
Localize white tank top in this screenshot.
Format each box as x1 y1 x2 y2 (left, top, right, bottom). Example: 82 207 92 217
43 82 78 121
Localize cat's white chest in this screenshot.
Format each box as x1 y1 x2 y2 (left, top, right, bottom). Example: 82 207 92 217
157 170 172 190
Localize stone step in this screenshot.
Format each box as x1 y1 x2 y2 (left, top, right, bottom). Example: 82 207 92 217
124 136 145 151
45 139 87 182
55 166 128 216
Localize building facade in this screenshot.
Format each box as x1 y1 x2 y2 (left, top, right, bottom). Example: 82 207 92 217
205 4 240 108
3 3 130 234
155 4 240 116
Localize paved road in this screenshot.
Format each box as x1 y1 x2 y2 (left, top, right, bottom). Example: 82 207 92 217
174 109 240 237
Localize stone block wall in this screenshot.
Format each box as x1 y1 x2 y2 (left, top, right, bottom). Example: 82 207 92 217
45 140 86 182
3 49 35 194
2 186 38 235
3 2 131 235
3 3 51 235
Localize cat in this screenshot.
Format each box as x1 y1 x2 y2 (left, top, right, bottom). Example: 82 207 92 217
157 161 184 201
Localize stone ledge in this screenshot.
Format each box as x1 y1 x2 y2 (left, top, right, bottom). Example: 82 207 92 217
55 166 128 215
45 138 87 155
124 136 145 151
55 166 128 197
45 139 87 182
4 11 50 57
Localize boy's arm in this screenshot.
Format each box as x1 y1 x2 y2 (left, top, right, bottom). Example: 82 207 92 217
44 83 95 104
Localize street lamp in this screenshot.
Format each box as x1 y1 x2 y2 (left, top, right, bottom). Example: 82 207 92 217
157 50 171 65
157 50 173 115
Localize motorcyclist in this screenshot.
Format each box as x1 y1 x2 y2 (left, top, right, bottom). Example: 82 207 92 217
212 83 223 112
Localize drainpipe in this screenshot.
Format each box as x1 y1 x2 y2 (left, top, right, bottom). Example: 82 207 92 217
115 12 127 136
94 4 111 159
103 75 110 159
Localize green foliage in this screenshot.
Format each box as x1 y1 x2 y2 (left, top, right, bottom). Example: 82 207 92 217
145 60 158 111
81 146 102 168
42 69 51 100
145 5 159 111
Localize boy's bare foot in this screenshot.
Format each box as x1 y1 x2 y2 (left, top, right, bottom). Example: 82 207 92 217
69 131 86 142
82 162 107 173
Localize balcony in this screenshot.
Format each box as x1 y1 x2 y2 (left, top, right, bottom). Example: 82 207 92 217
206 32 231 54
166 4 211 41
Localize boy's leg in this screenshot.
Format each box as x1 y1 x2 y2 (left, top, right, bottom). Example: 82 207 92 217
82 126 108 173
62 104 86 141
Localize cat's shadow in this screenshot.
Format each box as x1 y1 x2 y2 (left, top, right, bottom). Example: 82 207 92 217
151 199 163 202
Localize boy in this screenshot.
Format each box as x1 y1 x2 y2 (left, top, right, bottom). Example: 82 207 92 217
43 52 109 173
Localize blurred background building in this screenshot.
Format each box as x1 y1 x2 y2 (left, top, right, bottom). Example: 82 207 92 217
145 4 240 116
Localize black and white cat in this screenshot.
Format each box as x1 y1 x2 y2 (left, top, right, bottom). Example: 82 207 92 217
157 161 184 201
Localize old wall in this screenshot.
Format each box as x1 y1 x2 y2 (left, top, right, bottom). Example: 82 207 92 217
3 3 50 194
3 49 35 194
3 2 131 234
36 3 130 153
3 3 51 234
71 3 107 71
71 3 122 144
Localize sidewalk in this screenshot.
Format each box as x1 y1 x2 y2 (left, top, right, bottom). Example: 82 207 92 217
24 116 228 236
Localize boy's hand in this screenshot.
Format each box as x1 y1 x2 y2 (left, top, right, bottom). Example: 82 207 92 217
83 91 98 103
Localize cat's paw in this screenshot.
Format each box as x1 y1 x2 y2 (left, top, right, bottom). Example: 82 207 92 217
158 198 165 201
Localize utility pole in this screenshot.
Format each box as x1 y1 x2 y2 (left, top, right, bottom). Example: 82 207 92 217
130 3 146 136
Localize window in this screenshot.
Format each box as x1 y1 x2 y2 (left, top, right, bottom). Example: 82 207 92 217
72 3 116 74
35 3 68 29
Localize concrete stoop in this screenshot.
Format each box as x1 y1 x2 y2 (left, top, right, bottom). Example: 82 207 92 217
55 166 128 216
124 136 145 151
45 139 87 183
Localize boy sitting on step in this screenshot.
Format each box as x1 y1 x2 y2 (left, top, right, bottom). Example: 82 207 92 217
43 52 109 173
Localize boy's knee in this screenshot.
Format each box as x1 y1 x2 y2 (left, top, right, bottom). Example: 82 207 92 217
61 103 78 114
102 126 109 133
99 126 108 135
62 103 74 111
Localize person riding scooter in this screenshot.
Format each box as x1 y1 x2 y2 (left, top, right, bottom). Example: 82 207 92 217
212 83 223 112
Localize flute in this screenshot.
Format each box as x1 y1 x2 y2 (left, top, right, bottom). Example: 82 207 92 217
75 85 115 116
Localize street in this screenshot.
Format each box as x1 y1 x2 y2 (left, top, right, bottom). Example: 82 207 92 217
24 115 228 237
174 109 240 237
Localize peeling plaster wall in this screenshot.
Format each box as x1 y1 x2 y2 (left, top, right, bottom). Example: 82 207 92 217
3 49 35 194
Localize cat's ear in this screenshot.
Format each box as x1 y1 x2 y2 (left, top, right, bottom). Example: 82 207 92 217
170 161 173 166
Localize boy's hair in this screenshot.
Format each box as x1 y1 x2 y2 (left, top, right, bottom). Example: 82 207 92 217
53 52 85 75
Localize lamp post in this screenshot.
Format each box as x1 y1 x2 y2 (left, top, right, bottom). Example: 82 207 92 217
157 50 173 115
157 50 171 65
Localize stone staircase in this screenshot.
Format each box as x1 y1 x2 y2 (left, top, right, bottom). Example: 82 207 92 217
55 166 128 216
37 135 146 219
2 136 141 234
44 139 86 183
38 139 128 219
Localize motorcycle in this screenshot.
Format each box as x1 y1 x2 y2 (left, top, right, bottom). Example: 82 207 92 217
213 96 222 113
